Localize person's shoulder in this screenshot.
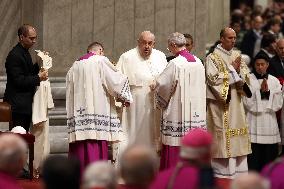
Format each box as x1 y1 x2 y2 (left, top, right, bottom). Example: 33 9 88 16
193 55 203 64
270 55 280 63
206 51 217 61
244 29 254 36
7 44 22 57
268 74 281 82
261 156 284 176
120 48 137 57
152 49 166 57
149 168 173 189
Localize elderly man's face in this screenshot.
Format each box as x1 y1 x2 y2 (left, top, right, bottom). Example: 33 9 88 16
277 40 284 59
138 35 155 59
221 29 236 51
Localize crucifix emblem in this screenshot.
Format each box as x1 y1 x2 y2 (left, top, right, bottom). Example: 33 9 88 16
193 112 199 118
77 107 85 114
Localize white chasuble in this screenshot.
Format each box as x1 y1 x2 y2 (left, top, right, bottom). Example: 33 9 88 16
155 55 206 146
116 47 167 149
66 55 132 143
206 45 251 158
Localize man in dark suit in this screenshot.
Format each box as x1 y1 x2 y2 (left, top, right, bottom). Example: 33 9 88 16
268 39 284 83
268 39 284 156
4 24 48 132
240 15 263 60
253 33 277 69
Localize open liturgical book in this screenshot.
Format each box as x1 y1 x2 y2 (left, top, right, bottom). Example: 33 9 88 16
35 50 52 70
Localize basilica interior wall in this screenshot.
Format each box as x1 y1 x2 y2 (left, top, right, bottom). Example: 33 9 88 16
0 0 212 77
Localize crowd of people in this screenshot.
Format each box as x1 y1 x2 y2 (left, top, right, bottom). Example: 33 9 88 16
3 2 284 189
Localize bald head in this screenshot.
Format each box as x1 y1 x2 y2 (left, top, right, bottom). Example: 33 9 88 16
83 161 117 189
220 27 236 51
231 172 270 189
0 133 27 176
137 31 155 59
120 145 158 187
252 15 263 31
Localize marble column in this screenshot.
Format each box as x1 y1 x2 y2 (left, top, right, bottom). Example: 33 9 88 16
206 0 230 47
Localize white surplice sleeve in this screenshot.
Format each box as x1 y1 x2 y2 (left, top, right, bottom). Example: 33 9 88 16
100 57 133 103
266 77 283 112
66 67 75 121
155 62 177 109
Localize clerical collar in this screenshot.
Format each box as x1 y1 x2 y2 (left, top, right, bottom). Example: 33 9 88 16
253 71 268 79
216 44 232 56
78 52 96 61
253 29 262 38
17 43 29 52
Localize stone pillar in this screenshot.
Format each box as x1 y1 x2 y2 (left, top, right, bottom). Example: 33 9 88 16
206 0 230 46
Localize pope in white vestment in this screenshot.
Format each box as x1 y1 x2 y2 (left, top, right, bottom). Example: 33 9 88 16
66 43 132 173
116 31 167 153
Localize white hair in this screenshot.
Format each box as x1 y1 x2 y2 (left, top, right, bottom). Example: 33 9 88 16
138 31 155 41
230 172 270 189
82 161 117 189
0 133 27 170
168 32 186 47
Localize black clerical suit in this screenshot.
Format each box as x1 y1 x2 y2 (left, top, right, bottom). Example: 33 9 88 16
4 43 40 131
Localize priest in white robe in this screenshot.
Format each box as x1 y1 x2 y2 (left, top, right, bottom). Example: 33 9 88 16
66 42 132 173
116 31 167 153
206 28 252 178
243 54 283 172
154 32 206 170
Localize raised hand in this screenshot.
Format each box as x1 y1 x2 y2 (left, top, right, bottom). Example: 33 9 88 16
232 56 241 73
38 68 48 81
261 78 268 92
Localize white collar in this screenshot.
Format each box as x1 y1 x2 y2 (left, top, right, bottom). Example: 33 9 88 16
216 44 233 56
253 29 262 37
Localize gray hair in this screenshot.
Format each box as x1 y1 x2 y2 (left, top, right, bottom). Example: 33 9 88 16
168 32 186 47
138 31 155 41
0 133 27 171
83 161 117 189
230 172 270 189
119 145 158 187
